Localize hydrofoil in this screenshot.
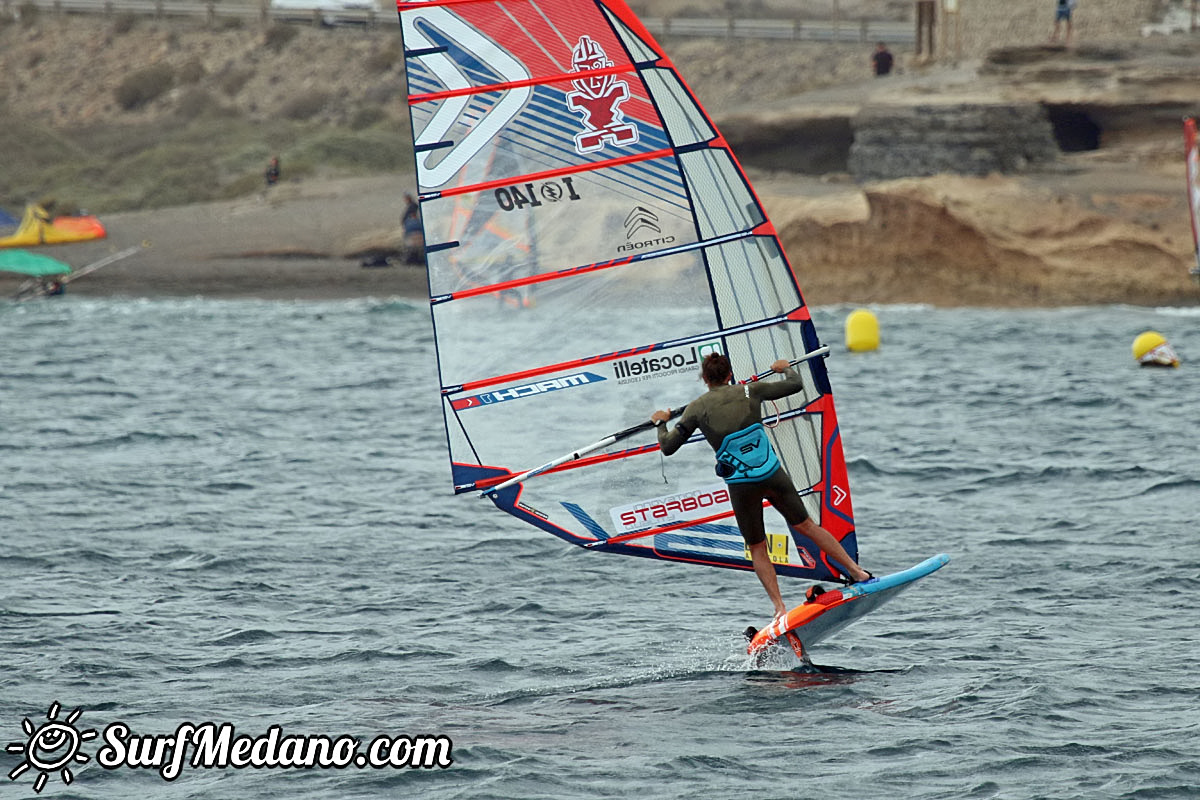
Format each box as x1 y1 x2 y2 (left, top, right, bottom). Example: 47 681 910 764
746 554 950 663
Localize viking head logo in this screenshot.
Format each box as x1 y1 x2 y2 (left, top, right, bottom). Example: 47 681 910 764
570 35 616 98
565 35 639 154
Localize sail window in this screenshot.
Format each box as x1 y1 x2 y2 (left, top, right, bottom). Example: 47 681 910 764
600 7 660 64
678 149 765 239
641 68 715 148
706 237 800 328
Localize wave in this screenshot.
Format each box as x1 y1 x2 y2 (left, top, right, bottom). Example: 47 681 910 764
207 629 281 647
366 299 424 315
475 600 551 617
154 552 246 573
0 554 56 570
310 378 396 392
1151 305 1200 317
848 457 994 481
63 431 201 450
40 388 141 401
199 481 257 493
0 608 120 618
1132 477 1200 496
262 647 458 669
953 464 1168 489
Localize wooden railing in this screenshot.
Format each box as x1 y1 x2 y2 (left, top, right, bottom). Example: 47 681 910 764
3 0 915 42
647 16 913 43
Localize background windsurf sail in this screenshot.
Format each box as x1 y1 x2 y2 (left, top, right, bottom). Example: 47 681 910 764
0 249 73 278
400 0 857 582
4 245 141 301
1184 117 1200 284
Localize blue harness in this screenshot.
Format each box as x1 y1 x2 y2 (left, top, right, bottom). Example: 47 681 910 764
714 422 780 484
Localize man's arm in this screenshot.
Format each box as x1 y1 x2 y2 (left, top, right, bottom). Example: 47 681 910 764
655 407 697 456
749 362 804 401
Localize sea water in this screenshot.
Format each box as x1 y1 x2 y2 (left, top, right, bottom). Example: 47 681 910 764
1 298 1198 799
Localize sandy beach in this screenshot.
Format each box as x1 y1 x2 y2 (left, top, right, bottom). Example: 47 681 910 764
0 175 430 302
5 163 1197 307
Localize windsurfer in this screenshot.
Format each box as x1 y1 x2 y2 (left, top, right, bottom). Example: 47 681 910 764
651 353 871 620
401 193 424 265
402 193 421 233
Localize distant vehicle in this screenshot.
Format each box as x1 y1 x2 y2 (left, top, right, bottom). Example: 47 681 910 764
268 0 376 26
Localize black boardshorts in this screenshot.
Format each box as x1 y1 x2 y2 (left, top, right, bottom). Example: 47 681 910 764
727 466 809 546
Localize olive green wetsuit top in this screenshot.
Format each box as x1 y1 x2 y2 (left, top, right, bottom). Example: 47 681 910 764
656 367 811 546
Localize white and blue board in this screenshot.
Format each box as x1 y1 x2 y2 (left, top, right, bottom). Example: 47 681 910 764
747 554 951 661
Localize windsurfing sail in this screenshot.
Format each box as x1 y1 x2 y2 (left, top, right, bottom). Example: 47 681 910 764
1184 117 1200 284
3 249 72 301
399 0 859 584
5 245 141 301
0 204 106 249
0 249 73 278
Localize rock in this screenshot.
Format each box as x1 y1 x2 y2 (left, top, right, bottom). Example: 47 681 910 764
848 104 1060 180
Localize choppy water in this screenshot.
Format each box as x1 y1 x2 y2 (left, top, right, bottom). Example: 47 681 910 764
1 298 1198 799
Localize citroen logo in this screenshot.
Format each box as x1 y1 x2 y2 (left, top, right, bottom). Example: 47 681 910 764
624 207 661 239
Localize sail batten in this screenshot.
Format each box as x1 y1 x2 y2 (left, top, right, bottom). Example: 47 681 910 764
421 146 675 200
443 316 816 399
410 63 643 104
431 229 762 304
456 403 824 493
402 0 858 582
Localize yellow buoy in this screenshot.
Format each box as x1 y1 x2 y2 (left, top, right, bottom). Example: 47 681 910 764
1132 331 1180 367
845 309 880 352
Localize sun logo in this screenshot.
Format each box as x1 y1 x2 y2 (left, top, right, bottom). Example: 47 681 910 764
6 702 97 793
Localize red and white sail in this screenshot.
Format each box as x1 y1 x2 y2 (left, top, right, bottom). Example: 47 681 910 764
399 0 857 582
1184 117 1200 282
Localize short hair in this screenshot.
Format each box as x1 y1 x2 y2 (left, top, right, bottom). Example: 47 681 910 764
701 352 732 385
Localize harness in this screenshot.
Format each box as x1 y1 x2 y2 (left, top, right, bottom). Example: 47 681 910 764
714 422 779 484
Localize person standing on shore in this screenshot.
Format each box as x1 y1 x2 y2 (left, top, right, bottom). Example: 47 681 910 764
1049 0 1077 45
871 42 894 77
264 156 280 188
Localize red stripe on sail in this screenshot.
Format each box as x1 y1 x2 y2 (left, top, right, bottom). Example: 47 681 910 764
425 148 674 200
409 64 640 105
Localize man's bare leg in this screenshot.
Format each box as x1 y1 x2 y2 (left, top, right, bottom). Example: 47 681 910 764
791 518 871 582
748 540 788 618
